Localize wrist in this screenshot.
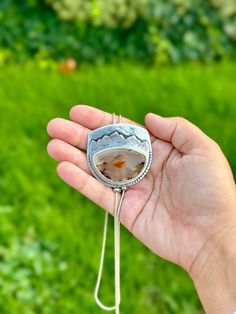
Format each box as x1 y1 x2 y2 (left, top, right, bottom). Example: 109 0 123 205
190 222 236 314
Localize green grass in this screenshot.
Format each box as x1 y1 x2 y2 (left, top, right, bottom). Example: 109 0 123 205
0 62 236 314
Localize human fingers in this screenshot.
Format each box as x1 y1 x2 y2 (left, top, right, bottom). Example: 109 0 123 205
47 139 91 174
47 118 89 150
145 113 218 155
69 105 155 143
57 161 115 214
69 104 139 129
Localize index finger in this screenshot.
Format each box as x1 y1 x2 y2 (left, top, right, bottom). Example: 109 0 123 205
69 105 155 143
69 105 139 130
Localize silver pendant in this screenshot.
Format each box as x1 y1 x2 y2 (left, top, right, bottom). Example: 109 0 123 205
86 114 152 314
87 122 152 190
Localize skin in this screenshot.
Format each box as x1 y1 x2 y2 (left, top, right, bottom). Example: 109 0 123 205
47 105 236 313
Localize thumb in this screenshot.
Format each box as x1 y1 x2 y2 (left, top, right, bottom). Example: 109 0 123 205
145 113 217 154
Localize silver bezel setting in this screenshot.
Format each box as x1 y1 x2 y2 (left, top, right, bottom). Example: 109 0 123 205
87 123 152 189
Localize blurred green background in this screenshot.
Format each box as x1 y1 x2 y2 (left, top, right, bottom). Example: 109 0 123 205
0 1 236 313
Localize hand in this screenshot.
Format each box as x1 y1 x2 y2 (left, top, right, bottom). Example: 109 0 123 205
47 105 236 313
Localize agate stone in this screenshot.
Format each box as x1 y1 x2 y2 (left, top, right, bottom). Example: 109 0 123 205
94 148 146 182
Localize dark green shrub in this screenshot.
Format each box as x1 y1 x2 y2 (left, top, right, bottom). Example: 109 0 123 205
147 0 236 63
0 0 235 65
45 0 149 28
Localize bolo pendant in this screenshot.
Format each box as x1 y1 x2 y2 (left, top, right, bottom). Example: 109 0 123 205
87 113 152 314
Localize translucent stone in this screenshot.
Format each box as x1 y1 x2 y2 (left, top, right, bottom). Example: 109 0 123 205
94 148 146 182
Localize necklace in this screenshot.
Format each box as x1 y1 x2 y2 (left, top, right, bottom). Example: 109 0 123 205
87 113 152 313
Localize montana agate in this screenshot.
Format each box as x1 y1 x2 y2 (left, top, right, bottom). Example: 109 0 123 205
94 148 146 182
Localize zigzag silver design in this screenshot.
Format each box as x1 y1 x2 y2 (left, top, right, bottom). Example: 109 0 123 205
90 131 149 154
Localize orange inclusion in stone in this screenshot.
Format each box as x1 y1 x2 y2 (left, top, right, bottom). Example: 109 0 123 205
113 160 125 168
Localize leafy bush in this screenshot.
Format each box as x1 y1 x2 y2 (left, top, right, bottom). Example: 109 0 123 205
46 0 149 28
210 0 236 40
211 0 236 17
0 0 235 65
147 0 236 63
0 0 153 65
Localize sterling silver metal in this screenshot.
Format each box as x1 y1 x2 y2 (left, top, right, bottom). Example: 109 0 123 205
87 121 152 190
86 113 152 314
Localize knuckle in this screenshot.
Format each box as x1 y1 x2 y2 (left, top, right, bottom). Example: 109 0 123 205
176 116 188 125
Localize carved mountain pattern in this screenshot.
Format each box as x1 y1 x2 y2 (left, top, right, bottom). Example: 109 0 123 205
90 131 149 152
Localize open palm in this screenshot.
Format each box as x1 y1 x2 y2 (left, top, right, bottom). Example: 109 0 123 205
47 105 236 278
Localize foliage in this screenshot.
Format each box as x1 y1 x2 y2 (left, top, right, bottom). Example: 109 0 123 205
0 0 152 65
0 62 236 313
0 228 66 312
147 0 236 63
45 0 149 28
0 0 235 65
210 0 236 17
210 0 236 40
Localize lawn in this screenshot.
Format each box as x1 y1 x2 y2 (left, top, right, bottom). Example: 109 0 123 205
0 62 235 314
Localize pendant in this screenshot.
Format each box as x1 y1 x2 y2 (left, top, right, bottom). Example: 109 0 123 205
87 123 152 190
86 114 152 313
